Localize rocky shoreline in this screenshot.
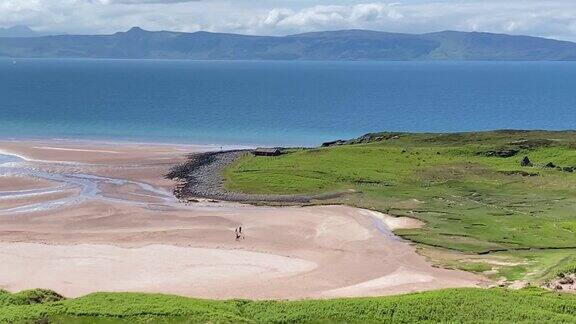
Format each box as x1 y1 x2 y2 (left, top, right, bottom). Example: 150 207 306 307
165 150 345 204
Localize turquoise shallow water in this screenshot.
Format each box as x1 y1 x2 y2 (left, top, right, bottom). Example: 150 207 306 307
1 59 575 146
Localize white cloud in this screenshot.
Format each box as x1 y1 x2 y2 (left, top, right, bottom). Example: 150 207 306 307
243 1 576 41
351 3 403 22
263 9 293 27
280 6 347 27
1 1 576 42
246 3 405 33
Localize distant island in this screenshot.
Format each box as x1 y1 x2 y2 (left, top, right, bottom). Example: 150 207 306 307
2 26 576 60
0 25 57 38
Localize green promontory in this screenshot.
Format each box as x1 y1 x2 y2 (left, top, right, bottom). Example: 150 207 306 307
225 130 576 283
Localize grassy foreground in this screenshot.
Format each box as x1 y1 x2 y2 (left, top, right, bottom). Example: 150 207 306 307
226 131 576 283
2 288 576 323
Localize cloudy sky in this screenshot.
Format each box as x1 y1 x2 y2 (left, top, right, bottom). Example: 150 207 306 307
2 0 576 41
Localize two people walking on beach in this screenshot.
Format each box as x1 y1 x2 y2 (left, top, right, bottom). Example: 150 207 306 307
235 226 245 241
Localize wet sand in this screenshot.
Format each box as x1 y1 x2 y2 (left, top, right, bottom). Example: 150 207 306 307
0 140 482 299
0 176 58 191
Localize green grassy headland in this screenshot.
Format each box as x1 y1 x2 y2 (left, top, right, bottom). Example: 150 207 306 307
225 130 576 282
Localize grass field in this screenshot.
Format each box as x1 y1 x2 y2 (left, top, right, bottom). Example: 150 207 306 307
2 288 576 323
225 131 576 283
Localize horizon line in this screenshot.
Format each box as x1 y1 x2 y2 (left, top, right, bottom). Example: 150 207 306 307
2 25 575 44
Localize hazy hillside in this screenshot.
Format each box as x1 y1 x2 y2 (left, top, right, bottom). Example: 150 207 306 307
0 25 57 38
1 27 576 60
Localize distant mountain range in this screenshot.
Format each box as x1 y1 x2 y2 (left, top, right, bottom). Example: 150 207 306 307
0 25 59 38
1 26 576 60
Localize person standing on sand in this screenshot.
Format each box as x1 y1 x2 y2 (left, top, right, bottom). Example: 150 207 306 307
234 226 245 241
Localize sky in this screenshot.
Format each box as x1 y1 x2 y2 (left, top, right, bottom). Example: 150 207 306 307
1 0 576 41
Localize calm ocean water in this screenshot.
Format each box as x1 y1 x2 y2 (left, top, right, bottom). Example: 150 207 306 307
1 59 575 146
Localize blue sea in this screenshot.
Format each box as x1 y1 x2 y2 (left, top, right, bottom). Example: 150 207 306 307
1 59 575 147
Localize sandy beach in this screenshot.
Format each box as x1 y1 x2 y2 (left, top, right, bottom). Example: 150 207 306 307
0 140 482 299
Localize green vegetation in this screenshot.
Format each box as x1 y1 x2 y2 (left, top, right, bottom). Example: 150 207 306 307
0 289 64 307
226 131 576 282
2 288 576 323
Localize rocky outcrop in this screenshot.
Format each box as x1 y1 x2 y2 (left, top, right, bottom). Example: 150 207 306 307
547 273 576 292
499 170 538 177
545 162 557 168
483 148 519 158
166 150 247 200
520 156 533 167
321 140 347 147
321 132 402 147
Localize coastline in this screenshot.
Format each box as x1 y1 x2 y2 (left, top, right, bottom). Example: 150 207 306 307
0 138 483 299
0 129 315 150
166 150 351 204
0 137 250 155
